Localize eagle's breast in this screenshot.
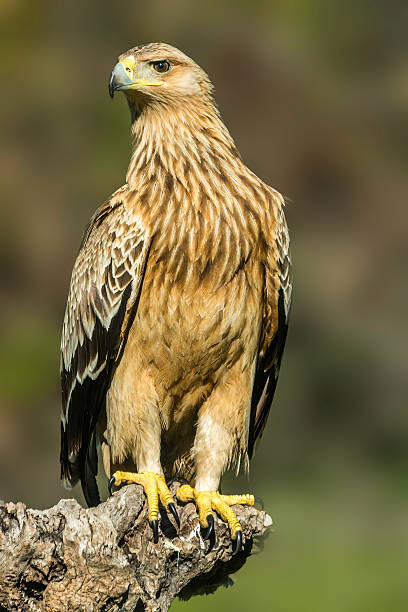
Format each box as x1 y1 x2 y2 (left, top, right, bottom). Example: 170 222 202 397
115 195 265 419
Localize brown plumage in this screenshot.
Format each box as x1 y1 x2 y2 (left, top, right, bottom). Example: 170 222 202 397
60 43 291 543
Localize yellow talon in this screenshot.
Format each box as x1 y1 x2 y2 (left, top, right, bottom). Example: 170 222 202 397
109 470 178 531
176 484 254 542
157 474 174 510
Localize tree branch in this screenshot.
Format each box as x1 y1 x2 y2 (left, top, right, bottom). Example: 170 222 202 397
0 481 272 611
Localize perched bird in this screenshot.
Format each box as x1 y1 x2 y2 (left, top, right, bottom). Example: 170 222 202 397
60 43 291 553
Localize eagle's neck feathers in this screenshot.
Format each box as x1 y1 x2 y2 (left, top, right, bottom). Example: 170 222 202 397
127 96 272 217
123 95 279 285
127 97 237 185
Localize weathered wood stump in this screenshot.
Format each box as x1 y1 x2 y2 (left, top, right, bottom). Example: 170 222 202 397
0 481 272 611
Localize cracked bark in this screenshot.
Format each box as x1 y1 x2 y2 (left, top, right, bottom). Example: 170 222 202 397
0 481 272 611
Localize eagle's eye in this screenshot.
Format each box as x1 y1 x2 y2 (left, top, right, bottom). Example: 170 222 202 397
152 60 170 74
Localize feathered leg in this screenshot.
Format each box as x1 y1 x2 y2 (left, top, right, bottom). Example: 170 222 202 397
177 361 255 553
106 368 179 541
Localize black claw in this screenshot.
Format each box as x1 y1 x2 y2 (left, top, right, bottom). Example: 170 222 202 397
168 502 180 528
232 530 243 555
108 476 116 496
151 519 159 544
108 73 115 98
202 514 214 540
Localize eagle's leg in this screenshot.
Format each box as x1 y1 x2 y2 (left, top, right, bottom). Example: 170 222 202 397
105 367 180 541
176 486 254 553
176 361 256 554
108 471 179 542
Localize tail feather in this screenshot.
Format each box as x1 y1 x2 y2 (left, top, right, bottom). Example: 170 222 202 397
81 428 101 507
60 422 100 506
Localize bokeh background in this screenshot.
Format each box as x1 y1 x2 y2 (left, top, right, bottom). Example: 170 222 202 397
1 1 407 610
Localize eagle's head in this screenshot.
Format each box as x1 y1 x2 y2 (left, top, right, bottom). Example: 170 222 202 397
109 43 213 110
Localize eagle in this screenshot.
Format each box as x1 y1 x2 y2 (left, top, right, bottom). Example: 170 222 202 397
60 43 291 554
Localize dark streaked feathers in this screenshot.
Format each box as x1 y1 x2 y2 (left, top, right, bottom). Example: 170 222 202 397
248 205 292 457
248 288 289 458
60 193 151 505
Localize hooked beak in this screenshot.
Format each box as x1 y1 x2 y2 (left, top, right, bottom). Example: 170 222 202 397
109 62 132 98
108 60 164 98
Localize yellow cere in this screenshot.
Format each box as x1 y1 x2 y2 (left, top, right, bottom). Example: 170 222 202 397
119 56 136 76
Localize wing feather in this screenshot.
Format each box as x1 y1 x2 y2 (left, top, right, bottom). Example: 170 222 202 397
60 191 151 505
248 198 292 458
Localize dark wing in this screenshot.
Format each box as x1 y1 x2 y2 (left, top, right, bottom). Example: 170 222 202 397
60 189 151 506
248 198 291 458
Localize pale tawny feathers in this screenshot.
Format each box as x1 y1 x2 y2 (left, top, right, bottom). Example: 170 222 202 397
60 43 291 506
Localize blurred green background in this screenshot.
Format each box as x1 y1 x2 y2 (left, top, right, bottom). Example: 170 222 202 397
0 1 407 610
